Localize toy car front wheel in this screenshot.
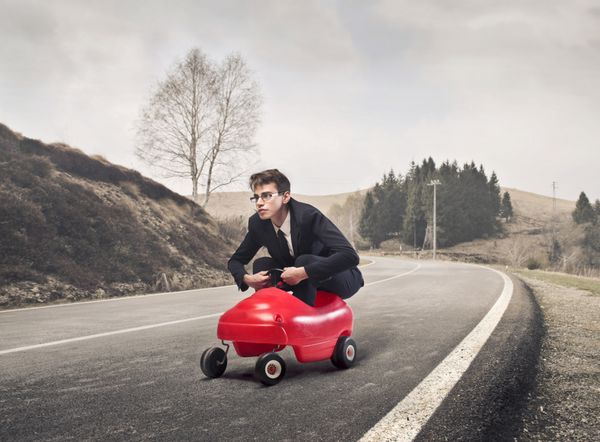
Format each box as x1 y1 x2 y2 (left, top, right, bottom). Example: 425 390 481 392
331 336 357 369
200 347 227 378
255 352 286 386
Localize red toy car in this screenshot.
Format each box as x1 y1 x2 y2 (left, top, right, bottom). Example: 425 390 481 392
200 273 357 386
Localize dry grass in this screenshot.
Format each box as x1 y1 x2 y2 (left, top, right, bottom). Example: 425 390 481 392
514 269 600 296
517 274 600 440
443 187 575 267
0 123 234 308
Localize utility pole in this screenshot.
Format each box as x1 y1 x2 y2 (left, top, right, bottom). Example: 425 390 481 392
413 214 418 259
428 179 441 260
551 181 558 252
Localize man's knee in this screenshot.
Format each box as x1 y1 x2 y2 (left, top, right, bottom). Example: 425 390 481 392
294 254 321 267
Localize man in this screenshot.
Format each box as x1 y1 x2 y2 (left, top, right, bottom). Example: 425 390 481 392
228 169 364 306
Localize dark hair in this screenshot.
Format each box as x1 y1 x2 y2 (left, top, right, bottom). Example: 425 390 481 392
249 169 291 193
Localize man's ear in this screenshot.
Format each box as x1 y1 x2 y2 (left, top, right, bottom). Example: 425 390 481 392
283 191 291 204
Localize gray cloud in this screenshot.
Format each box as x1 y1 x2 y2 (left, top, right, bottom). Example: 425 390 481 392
0 0 598 201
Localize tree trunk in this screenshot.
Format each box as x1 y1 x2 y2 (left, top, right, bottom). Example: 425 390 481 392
203 161 214 207
192 177 198 201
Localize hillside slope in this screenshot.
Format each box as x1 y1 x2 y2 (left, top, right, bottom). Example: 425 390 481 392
203 189 370 219
0 123 234 308
432 187 575 266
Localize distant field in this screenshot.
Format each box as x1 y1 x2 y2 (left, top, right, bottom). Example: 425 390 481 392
515 269 600 296
202 189 369 219
442 187 575 266
202 186 573 221
502 186 573 223
201 186 577 270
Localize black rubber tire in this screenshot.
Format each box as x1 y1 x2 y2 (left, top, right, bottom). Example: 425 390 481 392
200 347 227 378
255 352 286 386
331 336 357 369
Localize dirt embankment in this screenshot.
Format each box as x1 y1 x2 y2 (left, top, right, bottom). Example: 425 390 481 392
516 275 600 440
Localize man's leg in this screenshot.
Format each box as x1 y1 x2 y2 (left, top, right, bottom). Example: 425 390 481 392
292 255 363 305
251 257 280 289
252 257 277 274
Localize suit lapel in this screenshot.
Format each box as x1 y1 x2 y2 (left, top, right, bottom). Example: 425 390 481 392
289 199 301 256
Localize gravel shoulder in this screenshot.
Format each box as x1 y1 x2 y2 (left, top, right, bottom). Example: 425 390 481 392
515 274 600 440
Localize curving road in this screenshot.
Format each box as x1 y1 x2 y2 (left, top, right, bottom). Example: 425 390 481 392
0 256 535 441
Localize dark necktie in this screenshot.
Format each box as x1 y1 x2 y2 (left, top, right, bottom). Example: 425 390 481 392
277 230 294 266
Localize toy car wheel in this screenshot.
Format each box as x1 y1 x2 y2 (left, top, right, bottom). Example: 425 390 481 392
200 347 227 378
331 336 357 369
255 352 286 386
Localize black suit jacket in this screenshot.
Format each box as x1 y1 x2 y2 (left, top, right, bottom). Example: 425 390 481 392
228 198 360 291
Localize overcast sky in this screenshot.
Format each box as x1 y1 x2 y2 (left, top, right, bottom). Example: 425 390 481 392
1 0 599 201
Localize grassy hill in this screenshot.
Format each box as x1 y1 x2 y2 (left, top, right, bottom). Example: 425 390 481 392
442 187 576 266
0 123 235 308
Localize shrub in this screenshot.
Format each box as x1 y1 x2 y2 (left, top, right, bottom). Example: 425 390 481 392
215 216 246 243
526 257 542 270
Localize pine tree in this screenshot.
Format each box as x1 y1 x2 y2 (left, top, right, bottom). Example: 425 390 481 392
402 163 427 247
363 159 506 249
434 161 459 246
488 171 501 216
500 192 513 222
583 223 600 267
572 191 595 224
594 199 600 221
549 239 562 265
359 191 376 247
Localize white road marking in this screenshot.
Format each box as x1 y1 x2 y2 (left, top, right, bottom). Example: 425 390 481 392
364 263 421 287
0 259 418 355
0 313 223 356
359 258 376 269
359 266 514 442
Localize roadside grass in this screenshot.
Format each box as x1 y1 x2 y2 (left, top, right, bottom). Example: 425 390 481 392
514 269 600 296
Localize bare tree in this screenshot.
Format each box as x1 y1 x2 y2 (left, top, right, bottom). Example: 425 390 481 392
136 48 261 205
202 53 261 206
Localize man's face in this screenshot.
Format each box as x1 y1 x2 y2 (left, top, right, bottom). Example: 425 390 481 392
253 183 290 220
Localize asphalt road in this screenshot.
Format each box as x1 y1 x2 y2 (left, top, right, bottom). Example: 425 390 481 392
0 256 535 441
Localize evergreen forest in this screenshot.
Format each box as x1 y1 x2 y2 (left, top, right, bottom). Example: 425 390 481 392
359 158 504 249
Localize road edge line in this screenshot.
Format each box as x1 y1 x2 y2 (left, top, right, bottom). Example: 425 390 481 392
359 266 514 442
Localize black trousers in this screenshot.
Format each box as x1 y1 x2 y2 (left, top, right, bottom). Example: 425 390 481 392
252 255 364 306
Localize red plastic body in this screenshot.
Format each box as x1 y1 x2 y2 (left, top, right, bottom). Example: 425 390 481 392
217 287 353 363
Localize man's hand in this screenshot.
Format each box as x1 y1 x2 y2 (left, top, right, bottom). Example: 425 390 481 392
243 271 271 290
281 266 308 286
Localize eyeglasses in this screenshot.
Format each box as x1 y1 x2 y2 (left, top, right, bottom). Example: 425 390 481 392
250 191 286 203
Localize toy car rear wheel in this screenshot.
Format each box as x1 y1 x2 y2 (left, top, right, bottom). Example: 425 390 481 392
255 352 286 386
331 336 357 369
200 347 227 378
